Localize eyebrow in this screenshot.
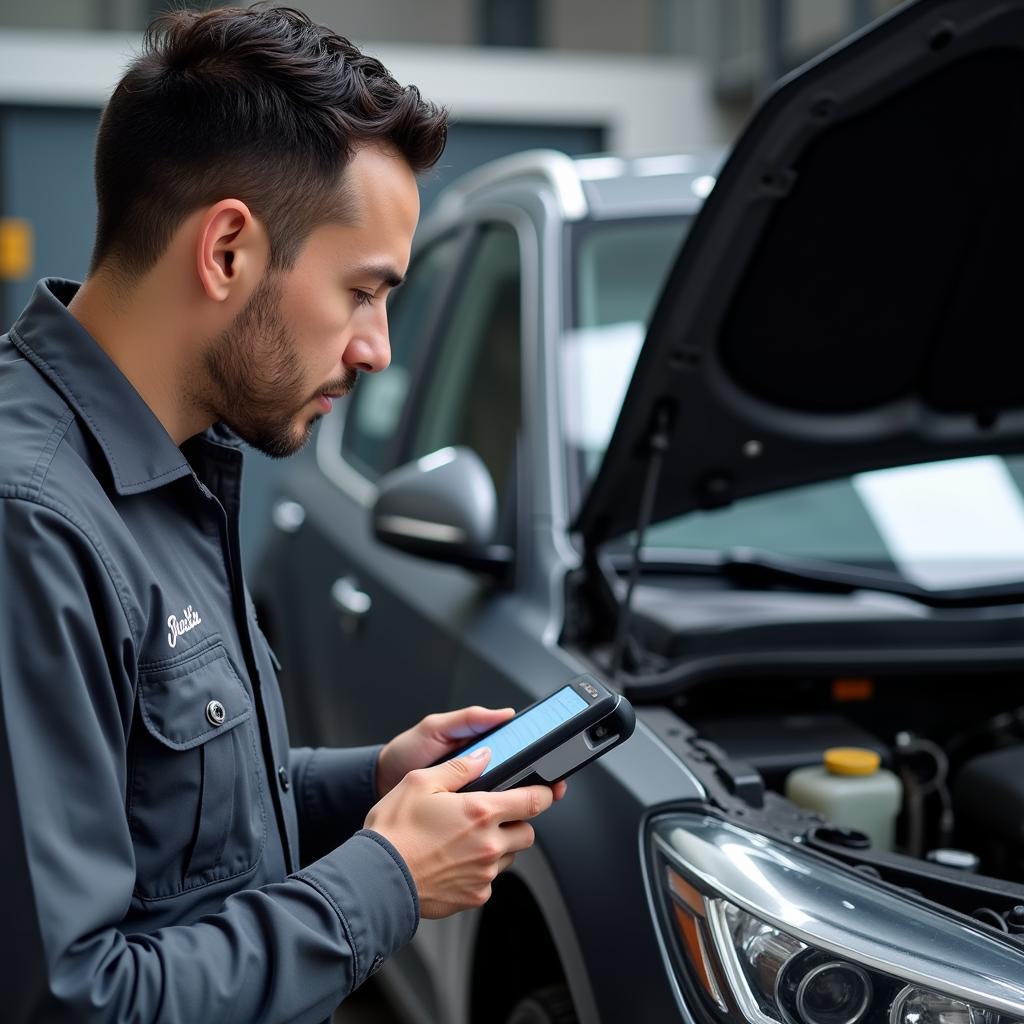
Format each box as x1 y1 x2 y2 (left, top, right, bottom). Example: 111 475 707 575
352 261 405 289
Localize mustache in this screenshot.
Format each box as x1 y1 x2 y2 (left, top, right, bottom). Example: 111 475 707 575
316 368 359 401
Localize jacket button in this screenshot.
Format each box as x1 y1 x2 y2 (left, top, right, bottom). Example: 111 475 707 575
277 765 290 792
206 700 226 726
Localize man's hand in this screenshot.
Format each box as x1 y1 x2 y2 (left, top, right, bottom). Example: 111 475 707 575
375 705 516 799
365 747 560 918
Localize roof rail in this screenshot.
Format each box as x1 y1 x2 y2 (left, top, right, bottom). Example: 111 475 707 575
433 148 589 221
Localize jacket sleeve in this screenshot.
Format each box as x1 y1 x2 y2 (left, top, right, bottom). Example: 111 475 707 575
289 744 384 865
0 496 418 1023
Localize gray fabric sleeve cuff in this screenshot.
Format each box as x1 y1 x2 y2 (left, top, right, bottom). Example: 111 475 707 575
295 829 419 993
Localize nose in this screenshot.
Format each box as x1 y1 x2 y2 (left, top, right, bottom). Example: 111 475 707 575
344 303 391 374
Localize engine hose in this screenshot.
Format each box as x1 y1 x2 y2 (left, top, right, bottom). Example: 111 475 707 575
900 765 925 858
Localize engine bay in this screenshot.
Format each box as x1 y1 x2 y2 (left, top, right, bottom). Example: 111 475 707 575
653 670 1024 935
565 550 1024 937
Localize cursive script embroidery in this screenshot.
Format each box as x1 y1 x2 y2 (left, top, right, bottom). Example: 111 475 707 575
167 605 203 648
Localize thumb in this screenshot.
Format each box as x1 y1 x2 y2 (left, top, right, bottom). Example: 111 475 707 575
429 745 492 792
437 705 515 742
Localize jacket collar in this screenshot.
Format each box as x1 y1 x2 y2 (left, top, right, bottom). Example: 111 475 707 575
9 277 222 495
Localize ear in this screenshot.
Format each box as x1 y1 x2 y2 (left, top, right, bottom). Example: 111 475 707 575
195 199 268 302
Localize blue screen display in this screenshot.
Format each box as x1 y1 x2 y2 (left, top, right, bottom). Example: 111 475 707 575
457 686 589 775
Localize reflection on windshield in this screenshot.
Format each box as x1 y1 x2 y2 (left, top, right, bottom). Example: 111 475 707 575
563 217 1024 588
561 321 644 478
852 457 1024 589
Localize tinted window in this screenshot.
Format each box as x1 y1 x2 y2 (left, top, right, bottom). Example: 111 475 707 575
409 223 522 509
341 233 460 478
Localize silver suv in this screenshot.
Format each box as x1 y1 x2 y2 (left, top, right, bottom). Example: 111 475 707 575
254 2 1024 1021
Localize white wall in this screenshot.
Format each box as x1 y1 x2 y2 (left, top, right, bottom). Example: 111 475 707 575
371 44 728 152
0 29 732 154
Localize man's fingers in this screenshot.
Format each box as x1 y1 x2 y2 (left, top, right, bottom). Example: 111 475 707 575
495 852 516 875
499 820 536 853
426 746 492 791
432 705 516 742
486 784 554 823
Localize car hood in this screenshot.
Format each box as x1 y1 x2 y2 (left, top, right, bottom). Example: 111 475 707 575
575 0 1024 547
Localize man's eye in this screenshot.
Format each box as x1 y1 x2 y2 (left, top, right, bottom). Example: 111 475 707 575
353 289 375 307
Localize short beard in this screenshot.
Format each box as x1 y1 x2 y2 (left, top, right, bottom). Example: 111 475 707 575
201 273 354 459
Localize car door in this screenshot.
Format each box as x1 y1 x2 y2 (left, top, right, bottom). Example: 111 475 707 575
270 220 525 753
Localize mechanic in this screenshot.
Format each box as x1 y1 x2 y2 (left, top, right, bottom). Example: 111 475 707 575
0 6 565 1022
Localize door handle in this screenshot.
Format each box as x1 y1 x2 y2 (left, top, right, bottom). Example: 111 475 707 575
331 575 372 632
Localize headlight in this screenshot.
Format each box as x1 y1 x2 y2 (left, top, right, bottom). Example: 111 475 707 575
712 900 1008 1024
647 814 1024 1024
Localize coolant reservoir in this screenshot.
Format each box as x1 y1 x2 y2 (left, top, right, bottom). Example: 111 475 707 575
785 747 902 851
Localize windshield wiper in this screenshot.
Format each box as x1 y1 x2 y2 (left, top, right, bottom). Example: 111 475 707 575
610 546 1024 609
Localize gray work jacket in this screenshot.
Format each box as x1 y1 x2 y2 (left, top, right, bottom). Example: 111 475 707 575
0 279 419 1022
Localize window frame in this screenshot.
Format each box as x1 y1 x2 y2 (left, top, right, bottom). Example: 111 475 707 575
392 221 521 468
318 224 473 505
394 219 525 547
340 226 472 482
317 207 536 573
388 214 532 467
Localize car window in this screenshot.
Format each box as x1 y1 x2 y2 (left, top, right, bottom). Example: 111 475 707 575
562 217 691 481
640 454 1024 589
408 223 522 511
563 216 1024 589
341 233 461 479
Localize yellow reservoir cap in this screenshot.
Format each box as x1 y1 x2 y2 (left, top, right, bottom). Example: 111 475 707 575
824 747 881 776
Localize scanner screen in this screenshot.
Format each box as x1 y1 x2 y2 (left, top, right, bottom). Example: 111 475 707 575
457 686 588 775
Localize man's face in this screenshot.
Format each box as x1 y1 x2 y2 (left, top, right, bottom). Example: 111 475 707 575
202 144 419 458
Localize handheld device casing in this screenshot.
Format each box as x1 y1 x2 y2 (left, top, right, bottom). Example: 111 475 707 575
455 675 636 793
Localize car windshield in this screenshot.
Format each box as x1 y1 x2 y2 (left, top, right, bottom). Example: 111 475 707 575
562 216 1024 591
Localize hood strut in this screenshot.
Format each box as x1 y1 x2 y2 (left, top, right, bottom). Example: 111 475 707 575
609 402 673 681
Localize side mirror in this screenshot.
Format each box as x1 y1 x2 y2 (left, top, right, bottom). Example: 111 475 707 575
372 447 513 577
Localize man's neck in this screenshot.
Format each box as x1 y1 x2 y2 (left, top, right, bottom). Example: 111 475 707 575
67 271 215 446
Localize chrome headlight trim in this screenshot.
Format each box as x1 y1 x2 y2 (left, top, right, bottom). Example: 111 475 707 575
703 899 781 1024
651 813 1024 1018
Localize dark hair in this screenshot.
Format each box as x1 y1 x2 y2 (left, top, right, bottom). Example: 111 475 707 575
90 4 447 281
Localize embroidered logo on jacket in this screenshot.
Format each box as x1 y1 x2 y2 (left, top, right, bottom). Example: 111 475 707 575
167 605 203 648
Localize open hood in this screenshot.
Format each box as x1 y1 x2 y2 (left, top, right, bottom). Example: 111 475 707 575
575 0 1024 547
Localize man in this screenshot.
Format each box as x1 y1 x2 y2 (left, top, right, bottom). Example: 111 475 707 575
0 6 564 1021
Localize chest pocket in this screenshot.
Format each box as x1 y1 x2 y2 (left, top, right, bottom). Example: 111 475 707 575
129 636 266 900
